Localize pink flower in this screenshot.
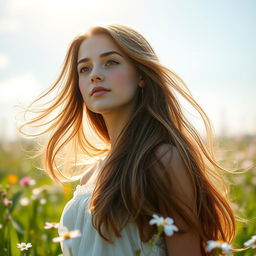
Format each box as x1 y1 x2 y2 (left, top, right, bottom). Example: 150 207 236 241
3 198 12 206
19 177 36 187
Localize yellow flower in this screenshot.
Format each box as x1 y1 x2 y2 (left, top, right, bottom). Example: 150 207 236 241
7 174 18 184
63 185 73 199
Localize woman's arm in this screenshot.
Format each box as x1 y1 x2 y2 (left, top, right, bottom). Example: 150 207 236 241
155 144 203 256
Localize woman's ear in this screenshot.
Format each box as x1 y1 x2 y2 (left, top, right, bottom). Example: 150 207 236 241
137 75 145 87
138 80 145 87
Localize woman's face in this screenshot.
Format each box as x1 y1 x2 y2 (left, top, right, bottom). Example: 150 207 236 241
77 34 142 114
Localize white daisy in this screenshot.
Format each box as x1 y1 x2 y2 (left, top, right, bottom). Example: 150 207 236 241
149 214 179 236
244 235 256 249
44 222 59 229
206 240 232 255
20 197 30 206
52 230 81 248
17 242 32 251
40 198 47 205
32 185 49 196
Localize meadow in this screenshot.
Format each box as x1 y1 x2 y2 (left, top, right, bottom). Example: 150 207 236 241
0 134 255 255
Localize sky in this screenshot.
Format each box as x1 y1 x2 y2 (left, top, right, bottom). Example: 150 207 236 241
0 0 255 141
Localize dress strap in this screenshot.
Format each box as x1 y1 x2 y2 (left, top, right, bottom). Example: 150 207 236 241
73 183 95 196
74 158 105 196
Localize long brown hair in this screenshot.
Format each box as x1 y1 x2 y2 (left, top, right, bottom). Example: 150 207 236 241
18 24 241 255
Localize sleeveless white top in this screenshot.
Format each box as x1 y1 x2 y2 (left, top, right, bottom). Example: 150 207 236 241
58 159 167 256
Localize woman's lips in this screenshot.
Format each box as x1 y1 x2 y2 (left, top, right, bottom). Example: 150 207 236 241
92 90 109 97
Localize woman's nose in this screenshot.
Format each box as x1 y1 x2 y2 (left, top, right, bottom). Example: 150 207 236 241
90 74 104 84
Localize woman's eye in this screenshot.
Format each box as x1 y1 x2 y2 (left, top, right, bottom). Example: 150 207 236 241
79 60 119 74
106 60 119 66
79 67 89 73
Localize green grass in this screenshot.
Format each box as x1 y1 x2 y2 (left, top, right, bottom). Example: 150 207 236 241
0 135 256 255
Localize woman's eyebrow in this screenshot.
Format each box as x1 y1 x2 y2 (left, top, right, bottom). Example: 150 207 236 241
77 51 123 66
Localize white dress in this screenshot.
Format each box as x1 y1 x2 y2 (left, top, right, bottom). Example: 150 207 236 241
58 159 167 256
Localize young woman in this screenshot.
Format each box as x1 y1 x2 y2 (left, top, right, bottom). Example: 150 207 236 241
19 24 237 255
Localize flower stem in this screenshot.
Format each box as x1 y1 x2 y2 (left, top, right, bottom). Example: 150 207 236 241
145 227 163 256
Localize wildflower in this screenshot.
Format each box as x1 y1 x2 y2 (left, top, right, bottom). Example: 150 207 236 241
244 235 256 249
17 242 32 251
149 214 179 236
3 198 12 206
31 186 49 200
20 176 36 187
40 198 47 205
44 222 59 229
20 197 30 206
7 174 19 184
206 240 232 255
32 185 49 196
53 229 81 248
32 187 42 196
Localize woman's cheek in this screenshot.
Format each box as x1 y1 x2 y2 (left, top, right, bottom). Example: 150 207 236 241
111 69 133 88
78 78 88 96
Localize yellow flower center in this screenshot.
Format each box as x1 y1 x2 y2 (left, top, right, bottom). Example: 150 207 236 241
162 220 169 225
63 232 71 239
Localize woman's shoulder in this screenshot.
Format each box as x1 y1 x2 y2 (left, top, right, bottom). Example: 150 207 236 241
154 143 178 163
79 159 102 186
154 143 192 186
79 167 95 186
